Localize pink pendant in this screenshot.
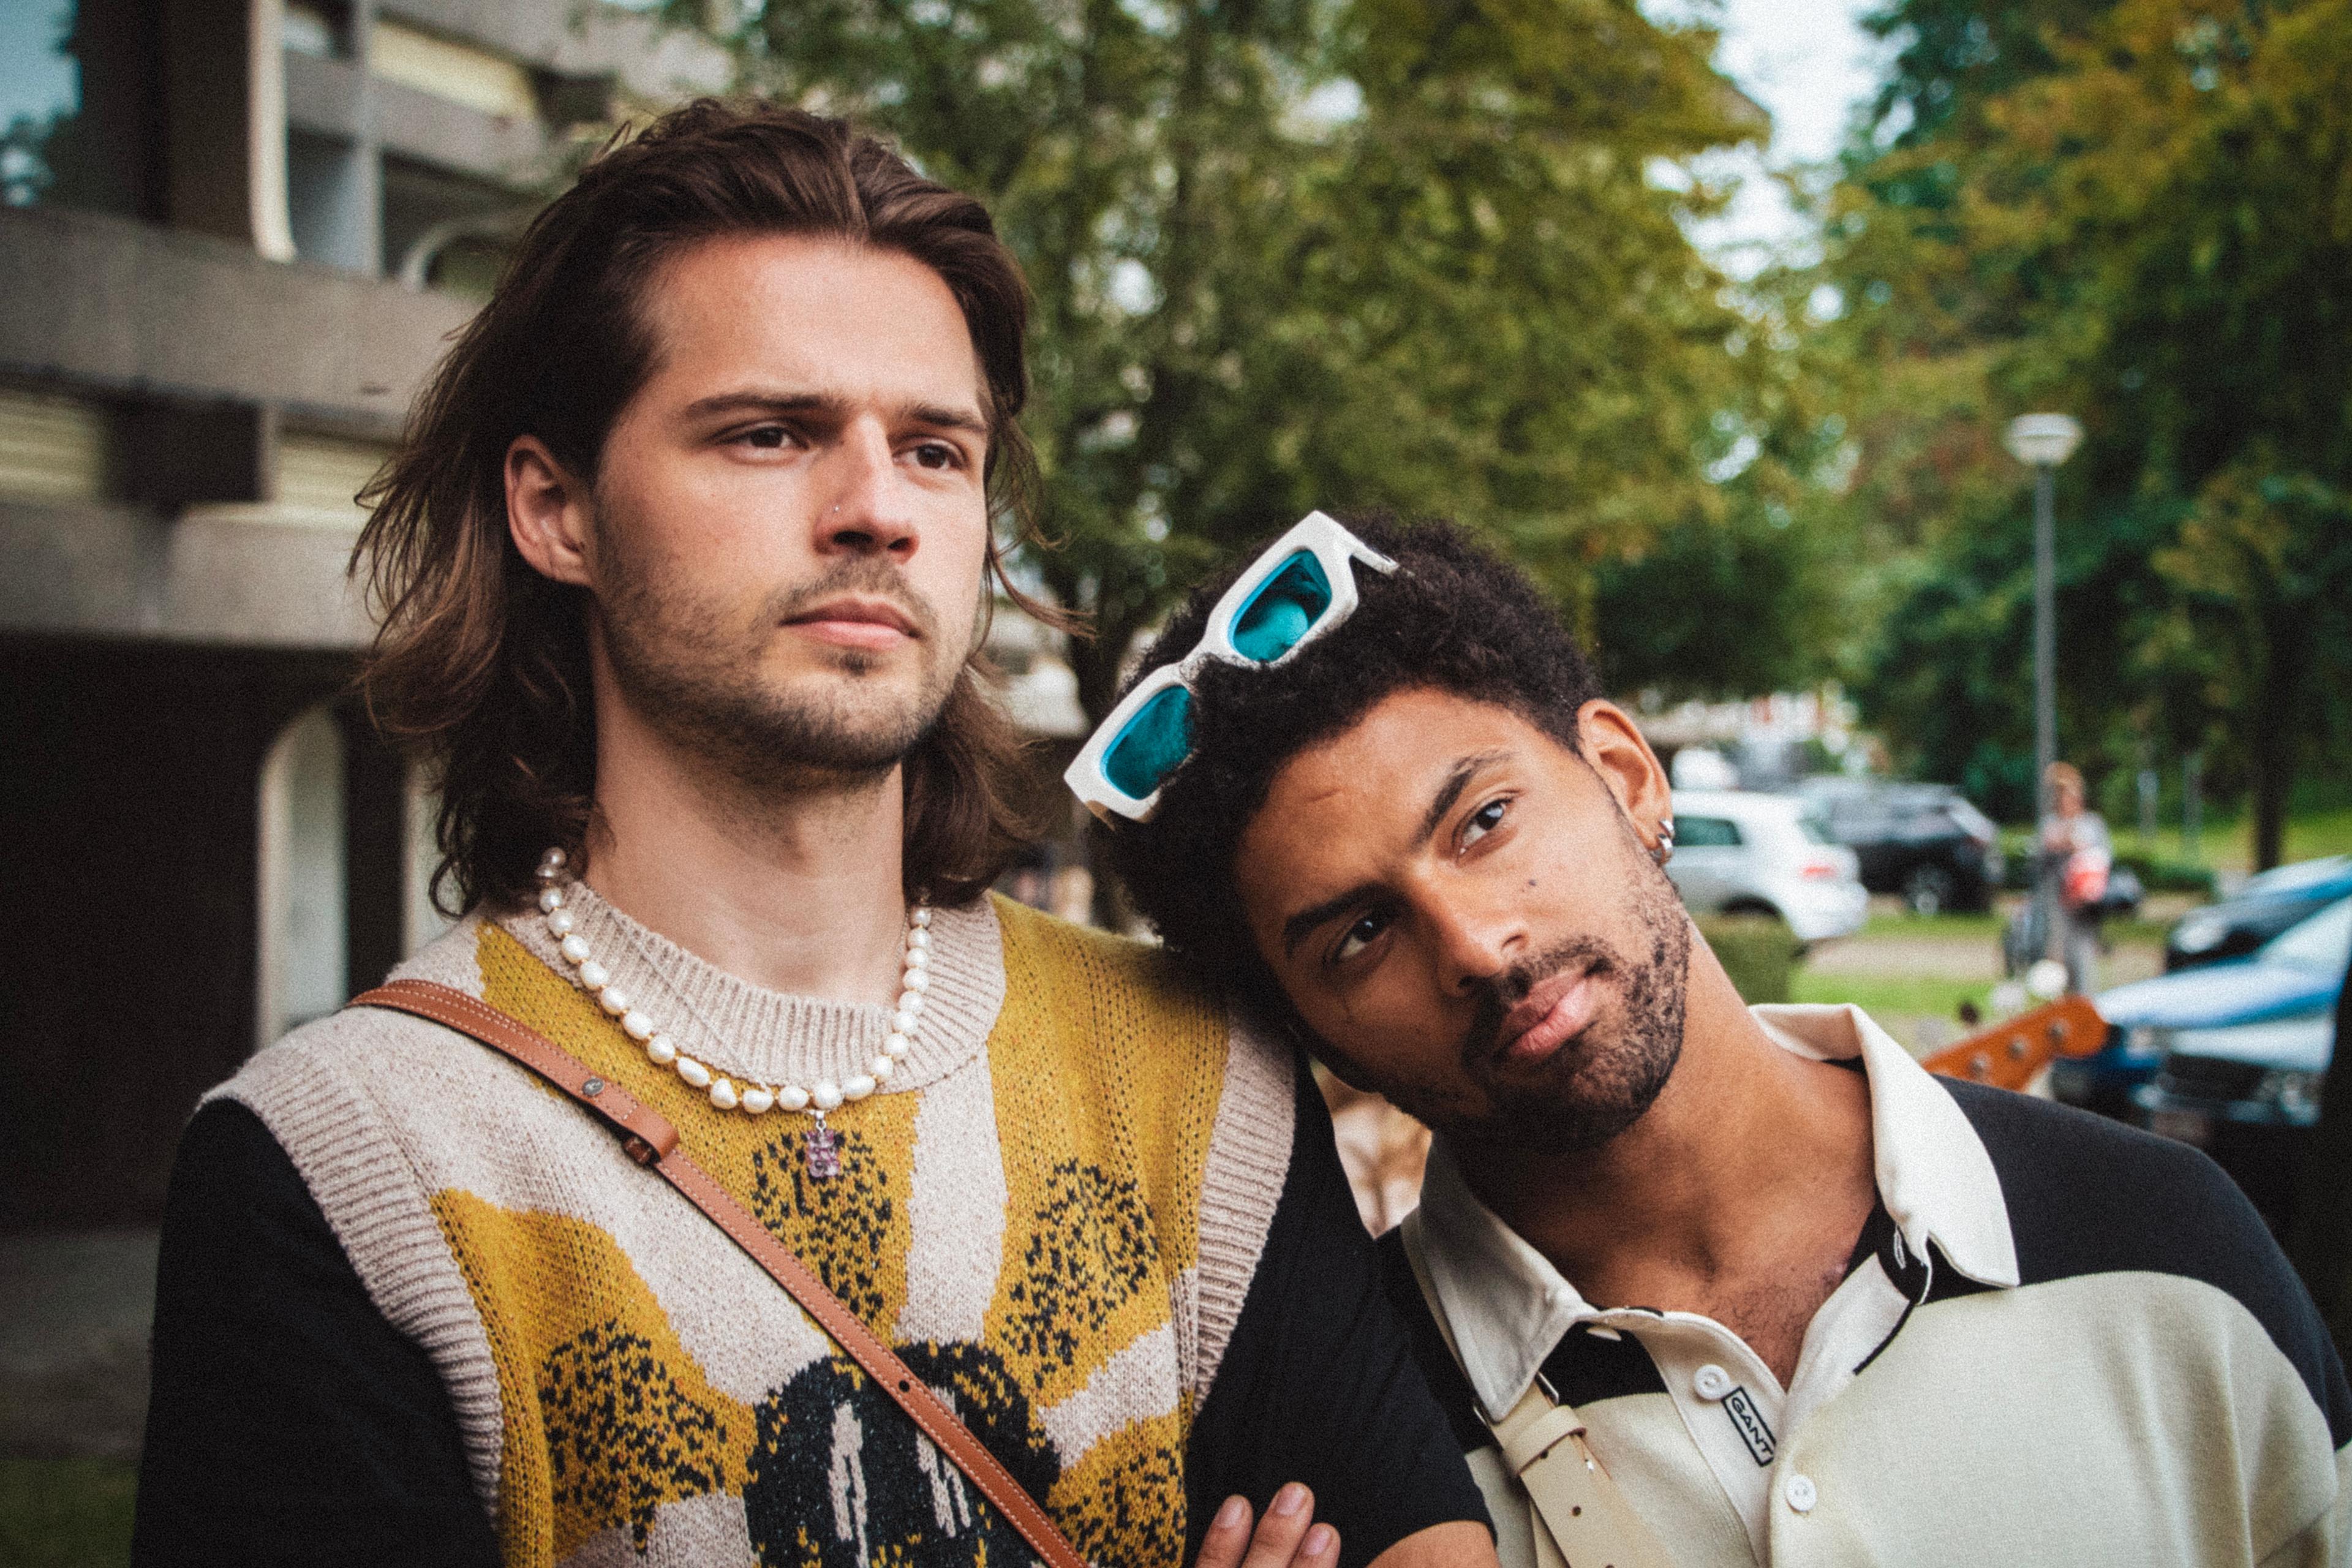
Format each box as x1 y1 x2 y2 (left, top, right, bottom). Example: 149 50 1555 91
804 1123 840 1179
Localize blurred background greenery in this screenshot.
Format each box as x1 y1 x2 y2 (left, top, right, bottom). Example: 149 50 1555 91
644 0 2352 868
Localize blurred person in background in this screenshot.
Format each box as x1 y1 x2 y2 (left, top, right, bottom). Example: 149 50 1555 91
1096 513 2350 1568
130 104 1492 1568
2041 761 2113 993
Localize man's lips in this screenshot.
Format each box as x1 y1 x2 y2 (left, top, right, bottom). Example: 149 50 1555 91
784 596 921 651
1493 963 1602 1068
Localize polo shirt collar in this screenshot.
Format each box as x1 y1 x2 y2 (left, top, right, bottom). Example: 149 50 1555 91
1412 1002 2019 1424
1750 1003 2018 1292
1412 1139 1590 1422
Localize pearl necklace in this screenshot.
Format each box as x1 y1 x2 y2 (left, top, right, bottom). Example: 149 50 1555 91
530 847 930 1128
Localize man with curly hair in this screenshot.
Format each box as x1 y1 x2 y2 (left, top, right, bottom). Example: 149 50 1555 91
1098 512 2351 1568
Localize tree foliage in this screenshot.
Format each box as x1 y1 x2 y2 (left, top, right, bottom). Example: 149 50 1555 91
1589 500 1844 702
1816 0 2352 850
654 0 1815 720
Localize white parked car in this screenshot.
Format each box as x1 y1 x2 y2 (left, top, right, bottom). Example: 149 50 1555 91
1667 790 1868 944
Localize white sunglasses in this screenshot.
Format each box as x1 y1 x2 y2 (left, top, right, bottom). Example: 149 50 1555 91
1064 511 1399 824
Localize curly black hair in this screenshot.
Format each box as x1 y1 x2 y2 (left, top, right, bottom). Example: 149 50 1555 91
1104 514 1604 1028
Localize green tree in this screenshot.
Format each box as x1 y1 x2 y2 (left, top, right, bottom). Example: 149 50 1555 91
2155 470 2352 867
1844 489 2195 820
1815 0 2352 851
2035 0 2352 865
657 0 1795 719
1590 500 1843 702
1863 0 2114 148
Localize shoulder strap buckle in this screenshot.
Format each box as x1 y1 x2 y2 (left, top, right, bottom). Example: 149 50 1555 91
1401 1210 1683 1568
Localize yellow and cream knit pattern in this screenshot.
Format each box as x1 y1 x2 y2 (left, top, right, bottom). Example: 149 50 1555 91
213 891 1297 1568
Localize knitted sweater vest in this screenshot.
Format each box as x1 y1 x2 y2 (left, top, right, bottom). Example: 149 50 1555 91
214 891 1297 1568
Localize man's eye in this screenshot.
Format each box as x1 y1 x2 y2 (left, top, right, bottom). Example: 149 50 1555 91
1332 909 1389 965
1461 797 1509 848
910 441 962 470
736 425 794 450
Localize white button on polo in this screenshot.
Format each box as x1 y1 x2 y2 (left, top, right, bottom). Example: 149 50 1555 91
1784 1474 1818 1513
1693 1363 1734 1400
1545 1284 1575 1312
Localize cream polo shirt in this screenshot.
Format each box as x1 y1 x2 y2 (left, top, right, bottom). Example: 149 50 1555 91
1382 1003 2352 1568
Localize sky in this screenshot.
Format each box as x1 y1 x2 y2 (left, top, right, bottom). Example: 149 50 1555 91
0 3 75 134
1685 0 1891 277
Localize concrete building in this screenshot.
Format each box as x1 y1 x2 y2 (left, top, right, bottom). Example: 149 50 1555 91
0 0 726 1459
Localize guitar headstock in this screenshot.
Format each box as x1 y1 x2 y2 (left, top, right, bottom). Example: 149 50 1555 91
1919 993 2108 1093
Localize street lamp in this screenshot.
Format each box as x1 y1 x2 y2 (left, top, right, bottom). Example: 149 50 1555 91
2004 412 2084 963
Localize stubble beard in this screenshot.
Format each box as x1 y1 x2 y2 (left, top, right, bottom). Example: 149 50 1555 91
1433 848 1692 1155
595 541 962 799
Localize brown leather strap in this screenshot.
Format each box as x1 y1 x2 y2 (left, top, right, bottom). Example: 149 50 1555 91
353 979 1088 1568
1401 1212 1679 1568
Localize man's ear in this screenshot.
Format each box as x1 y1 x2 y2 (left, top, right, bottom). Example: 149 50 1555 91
505 435 595 589
1575 699 1673 851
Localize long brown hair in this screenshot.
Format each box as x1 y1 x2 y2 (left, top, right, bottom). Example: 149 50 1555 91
356 101 1061 914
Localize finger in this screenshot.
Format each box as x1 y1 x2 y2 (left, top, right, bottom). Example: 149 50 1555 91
1241 1483 1315 1568
1300 1524 1339 1567
1193 1495 1255 1568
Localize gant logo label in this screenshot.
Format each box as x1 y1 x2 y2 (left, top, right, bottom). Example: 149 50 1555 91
1722 1385 1777 1466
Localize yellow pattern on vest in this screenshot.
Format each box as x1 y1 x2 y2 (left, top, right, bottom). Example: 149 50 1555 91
430 1193 757 1563
435 899 1230 1567
986 907 1229 1561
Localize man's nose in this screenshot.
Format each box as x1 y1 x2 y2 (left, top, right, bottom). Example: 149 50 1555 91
1424 894 1524 995
816 421 919 558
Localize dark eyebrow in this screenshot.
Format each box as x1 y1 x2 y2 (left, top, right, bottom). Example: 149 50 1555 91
1278 749 1513 960
1420 750 1510 841
679 388 990 438
1281 881 1382 960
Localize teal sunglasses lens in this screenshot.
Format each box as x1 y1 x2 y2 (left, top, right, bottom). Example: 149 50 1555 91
1229 551 1333 663
1103 684 1196 800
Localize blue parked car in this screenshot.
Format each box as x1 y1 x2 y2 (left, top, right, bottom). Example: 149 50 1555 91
2165 854 2352 971
2053 883 2352 1119
2111 894 2352 1227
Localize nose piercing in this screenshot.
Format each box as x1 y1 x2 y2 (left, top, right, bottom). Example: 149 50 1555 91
1651 816 1676 867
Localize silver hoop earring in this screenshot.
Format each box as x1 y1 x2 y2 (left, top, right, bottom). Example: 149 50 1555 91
1651 816 1676 867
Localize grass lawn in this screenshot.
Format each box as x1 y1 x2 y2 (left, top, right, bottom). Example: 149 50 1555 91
2107 805 2352 875
0 1458 137 1568
2102 915 2179 948
1791 969 1993 1023
1858 909 2002 941
1797 897 2171 1049
1855 901 2173 949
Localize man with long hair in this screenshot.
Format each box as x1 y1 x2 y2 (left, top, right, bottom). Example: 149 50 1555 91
132 104 1491 1568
